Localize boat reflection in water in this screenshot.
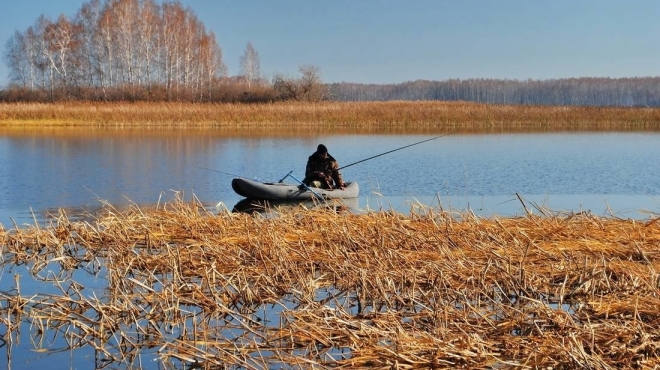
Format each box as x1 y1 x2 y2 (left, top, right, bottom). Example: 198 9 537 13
232 197 360 215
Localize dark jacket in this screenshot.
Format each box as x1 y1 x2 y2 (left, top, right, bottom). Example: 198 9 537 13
303 152 344 189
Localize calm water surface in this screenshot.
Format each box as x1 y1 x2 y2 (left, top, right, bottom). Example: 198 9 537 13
1 128 659 225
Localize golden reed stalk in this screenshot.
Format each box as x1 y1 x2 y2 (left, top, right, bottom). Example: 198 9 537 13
1 101 659 131
1 195 659 368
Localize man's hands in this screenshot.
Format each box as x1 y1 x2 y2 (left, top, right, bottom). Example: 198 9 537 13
315 171 345 190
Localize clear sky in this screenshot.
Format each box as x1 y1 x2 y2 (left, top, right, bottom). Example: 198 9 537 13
1 0 659 88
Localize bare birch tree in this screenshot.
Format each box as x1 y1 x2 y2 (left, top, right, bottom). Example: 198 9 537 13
239 41 260 89
2 0 229 101
73 0 104 88
161 2 184 96
43 14 81 91
4 31 30 87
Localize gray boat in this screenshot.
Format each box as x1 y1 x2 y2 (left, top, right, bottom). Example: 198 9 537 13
231 177 359 200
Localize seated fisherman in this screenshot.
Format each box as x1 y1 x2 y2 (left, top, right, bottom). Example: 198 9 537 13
302 144 346 190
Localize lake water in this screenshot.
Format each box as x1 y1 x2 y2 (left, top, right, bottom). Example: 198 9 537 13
1 128 659 226
1 127 659 369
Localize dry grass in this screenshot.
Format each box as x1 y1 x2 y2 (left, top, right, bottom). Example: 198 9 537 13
1 101 660 131
1 195 660 368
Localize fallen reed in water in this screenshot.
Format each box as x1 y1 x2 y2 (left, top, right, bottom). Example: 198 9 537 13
1 101 660 130
1 197 659 369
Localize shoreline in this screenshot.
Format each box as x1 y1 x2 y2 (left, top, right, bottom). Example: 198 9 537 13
2 101 660 130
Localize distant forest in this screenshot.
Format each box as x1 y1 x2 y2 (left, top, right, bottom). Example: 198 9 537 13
2 0 659 107
327 78 660 107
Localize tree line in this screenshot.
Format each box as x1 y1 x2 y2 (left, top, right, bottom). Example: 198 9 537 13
327 77 660 107
3 0 659 106
2 0 327 102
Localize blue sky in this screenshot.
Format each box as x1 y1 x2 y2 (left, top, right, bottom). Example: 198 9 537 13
1 0 659 87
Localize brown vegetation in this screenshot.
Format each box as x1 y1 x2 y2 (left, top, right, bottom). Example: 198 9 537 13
1 196 659 368
4 0 224 102
2 0 327 104
1 101 660 131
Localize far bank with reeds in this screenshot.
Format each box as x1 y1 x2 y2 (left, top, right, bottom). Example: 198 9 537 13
1 101 660 131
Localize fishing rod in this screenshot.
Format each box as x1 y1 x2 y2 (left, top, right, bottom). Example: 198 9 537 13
197 166 248 178
337 131 456 171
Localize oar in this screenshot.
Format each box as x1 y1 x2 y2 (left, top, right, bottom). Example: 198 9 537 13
279 171 324 200
278 171 293 183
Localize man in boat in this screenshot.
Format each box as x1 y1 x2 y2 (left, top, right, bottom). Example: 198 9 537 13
303 144 346 190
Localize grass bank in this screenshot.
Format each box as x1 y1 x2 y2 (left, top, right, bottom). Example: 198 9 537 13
1 101 660 131
1 197 659 368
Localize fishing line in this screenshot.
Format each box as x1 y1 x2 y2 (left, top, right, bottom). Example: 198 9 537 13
197 167 250 179
337 131 457 171
201 131 457 180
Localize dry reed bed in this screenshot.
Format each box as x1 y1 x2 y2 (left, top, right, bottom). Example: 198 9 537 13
1 198 660 369
1 101 660 130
